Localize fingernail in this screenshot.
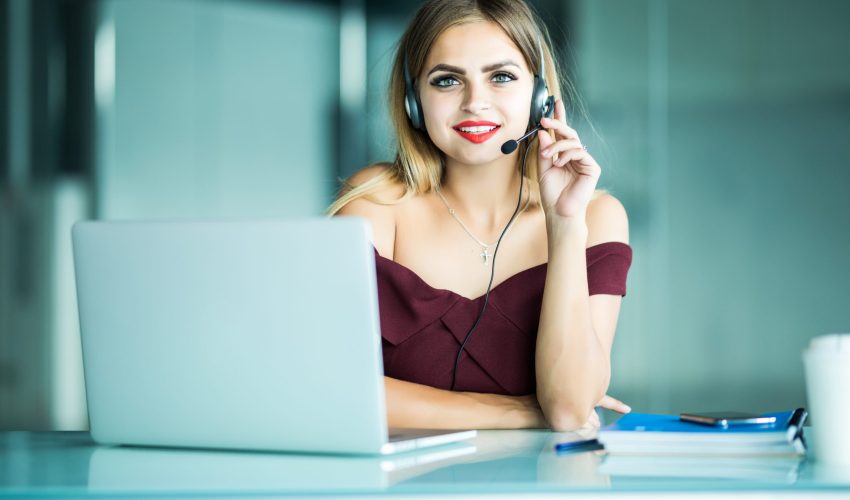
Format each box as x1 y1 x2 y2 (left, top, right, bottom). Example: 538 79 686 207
624 405 632 413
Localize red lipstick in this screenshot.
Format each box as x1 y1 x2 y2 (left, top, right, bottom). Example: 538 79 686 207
452 120 501 144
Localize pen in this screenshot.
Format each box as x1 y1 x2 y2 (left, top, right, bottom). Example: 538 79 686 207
786 407 808 442
554 438 603 453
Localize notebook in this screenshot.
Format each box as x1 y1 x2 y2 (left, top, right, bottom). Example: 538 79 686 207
72 217 476 454
597 410 806 456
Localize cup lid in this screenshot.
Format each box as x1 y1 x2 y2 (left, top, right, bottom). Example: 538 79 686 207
808 333 850 353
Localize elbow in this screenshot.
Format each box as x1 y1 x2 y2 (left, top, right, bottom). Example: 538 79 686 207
539 376 610 432
540 382 607 432
543 404 594 432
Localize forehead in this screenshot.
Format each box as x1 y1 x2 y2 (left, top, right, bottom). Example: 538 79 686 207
424 20 531 73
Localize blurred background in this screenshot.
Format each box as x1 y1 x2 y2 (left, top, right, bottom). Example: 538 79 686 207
1 0 848 431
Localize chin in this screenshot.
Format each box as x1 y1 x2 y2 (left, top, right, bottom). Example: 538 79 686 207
433 132 519 166
449 149 505 167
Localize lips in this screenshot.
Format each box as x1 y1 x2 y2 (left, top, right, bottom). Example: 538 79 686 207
452 120 501 144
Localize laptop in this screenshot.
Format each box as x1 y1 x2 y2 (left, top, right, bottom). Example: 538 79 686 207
72 217 476 454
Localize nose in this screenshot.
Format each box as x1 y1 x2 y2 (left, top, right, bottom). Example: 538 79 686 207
461 80 491 114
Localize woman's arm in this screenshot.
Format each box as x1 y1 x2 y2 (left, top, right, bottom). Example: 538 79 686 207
533 99 630 431
385 376 547 429
535 197 628 431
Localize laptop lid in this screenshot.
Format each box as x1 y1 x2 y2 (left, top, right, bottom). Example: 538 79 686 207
73 218 390 454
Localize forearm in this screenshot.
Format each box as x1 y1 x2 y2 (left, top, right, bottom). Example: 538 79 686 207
535 215 610 431
385 376 547 430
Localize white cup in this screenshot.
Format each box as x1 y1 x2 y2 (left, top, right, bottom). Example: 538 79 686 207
803 334 850 465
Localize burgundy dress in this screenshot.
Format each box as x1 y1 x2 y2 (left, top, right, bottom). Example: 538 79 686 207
375 242 632 396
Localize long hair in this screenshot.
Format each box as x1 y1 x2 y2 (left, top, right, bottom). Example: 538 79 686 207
327 0 572 215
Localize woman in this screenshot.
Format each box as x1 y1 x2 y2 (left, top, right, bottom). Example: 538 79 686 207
329 0 632 432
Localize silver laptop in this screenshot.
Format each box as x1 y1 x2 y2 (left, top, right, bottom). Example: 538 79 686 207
72 217 476 454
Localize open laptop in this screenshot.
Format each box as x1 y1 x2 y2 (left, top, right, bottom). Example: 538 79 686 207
72 217 476 455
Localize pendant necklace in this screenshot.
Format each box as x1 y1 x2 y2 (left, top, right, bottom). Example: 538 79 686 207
434 187 531 265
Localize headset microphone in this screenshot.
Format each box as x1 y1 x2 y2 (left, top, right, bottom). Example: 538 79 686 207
500 121 540 154
500 96 555 155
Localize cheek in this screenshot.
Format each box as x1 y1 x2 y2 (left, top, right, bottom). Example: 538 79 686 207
421 94 455 129
423 100 463 151
505 95 532 133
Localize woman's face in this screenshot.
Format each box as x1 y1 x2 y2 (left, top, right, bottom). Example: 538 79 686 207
418 21 534 167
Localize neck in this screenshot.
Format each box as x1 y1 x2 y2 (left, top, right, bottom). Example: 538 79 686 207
439 155 527 231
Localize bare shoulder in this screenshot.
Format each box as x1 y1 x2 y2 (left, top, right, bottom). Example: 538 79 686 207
586 192 629 247
334 164 404 259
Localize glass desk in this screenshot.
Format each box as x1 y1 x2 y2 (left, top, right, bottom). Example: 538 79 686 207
2 430 849 498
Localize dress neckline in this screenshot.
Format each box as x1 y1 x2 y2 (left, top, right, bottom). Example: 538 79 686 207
373 241 631 302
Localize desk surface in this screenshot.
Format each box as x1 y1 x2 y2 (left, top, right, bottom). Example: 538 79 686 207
2 430 849 497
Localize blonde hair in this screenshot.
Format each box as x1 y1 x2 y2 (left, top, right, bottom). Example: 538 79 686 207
327 0 587 216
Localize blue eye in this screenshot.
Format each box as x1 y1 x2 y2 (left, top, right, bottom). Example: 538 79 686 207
430 75 460 88
492 72 516 83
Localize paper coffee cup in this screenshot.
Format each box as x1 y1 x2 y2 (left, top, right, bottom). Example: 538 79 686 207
803 334 850 465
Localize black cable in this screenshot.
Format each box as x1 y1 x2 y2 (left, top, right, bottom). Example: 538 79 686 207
449 140 535 391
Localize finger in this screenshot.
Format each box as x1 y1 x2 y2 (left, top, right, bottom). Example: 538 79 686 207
597 395 632 414
552 149 594 170
540 139 583 159
540 116 579 142
536 129 555 176
536 127 554 151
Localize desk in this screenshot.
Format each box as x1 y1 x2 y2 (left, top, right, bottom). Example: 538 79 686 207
2 430 849 498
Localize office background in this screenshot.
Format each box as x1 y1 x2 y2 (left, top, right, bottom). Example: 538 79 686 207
1 0 848 431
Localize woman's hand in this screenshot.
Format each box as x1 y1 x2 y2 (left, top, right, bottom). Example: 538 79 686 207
536 99 601 220
585 394 632 429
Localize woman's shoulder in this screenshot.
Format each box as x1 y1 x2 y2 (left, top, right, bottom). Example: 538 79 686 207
586 191 629 247
334 163 407 259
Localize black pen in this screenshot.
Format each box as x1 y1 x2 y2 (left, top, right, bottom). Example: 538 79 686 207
787 407 808 442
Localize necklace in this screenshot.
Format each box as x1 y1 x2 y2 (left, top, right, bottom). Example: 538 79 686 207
435 186 531 265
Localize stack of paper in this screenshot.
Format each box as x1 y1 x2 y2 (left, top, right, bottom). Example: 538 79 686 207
598 455 802 483
597 410 806 457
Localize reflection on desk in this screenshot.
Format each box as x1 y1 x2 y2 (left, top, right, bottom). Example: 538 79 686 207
88 443 476 493
2 429 850 497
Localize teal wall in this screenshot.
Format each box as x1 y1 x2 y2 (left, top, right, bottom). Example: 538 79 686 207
97 0 340 219
572 0 850 418
1 0 848 429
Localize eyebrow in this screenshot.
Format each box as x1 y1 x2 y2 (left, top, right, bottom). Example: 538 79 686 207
426 60 522 76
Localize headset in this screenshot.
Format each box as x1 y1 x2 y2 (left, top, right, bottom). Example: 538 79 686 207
403 37 556 391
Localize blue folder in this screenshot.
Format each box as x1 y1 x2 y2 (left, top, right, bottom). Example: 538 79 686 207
604 409 804 438
592 409 807 456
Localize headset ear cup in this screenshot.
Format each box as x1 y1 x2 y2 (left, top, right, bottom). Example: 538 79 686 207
406 90 425 131
405 90 421 130
529 75 549 129
413 92 425 132
403 55 425 131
